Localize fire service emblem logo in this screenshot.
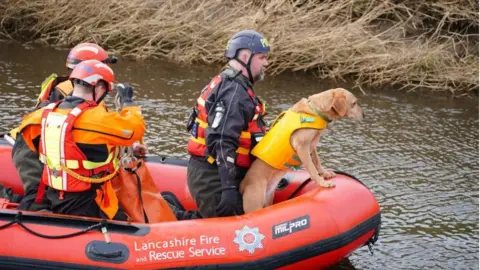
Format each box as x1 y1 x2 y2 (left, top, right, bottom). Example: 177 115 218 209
233 225 265 254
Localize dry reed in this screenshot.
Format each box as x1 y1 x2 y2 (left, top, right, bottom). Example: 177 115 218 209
0 0 478 95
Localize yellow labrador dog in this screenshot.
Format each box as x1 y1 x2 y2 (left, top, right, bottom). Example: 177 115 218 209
240 88 364 213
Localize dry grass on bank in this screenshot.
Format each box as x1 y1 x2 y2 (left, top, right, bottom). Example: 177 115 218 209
0 0 478 95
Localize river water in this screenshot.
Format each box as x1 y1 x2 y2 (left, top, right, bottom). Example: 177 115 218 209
0 41 478 269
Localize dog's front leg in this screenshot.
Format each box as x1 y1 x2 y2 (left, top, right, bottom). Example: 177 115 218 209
312 148 336 179
297 145 335 188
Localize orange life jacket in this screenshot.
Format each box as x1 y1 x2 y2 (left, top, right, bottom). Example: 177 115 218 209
38 101 119 193
17 101 142 153
187 75 266 167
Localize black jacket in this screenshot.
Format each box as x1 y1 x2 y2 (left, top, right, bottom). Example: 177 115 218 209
203 67 261 170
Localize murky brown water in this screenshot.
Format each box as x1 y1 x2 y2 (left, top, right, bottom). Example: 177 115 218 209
0 41 478 269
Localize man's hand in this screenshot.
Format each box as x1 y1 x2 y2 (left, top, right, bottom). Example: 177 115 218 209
116 83 134 105
216 188 244 217
133 142 148 156
216 166 244 217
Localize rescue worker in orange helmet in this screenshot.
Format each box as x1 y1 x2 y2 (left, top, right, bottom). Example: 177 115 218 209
14 59 145 220
37 42 118 109
7 43 132 210
186 30 270 217
8 43 116 141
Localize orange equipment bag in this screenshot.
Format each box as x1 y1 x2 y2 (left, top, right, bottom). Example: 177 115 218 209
112 159 177 223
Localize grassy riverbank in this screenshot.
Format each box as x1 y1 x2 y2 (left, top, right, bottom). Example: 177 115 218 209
0 0 478 95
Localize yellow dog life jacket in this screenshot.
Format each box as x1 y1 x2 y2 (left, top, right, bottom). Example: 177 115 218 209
251 109 328 170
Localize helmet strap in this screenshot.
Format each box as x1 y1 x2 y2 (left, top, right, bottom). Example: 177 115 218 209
72 79 106 103
93 82 109 104
95 90 108 104
234 53 254 84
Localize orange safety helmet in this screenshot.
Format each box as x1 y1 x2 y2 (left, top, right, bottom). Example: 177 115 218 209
66 43 112 70
69 59 115 92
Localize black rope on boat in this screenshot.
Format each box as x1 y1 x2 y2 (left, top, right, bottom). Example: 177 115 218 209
288 170 368 200
333 170 367 187
0 212 107 239
287 178 312 200
0 219 15 230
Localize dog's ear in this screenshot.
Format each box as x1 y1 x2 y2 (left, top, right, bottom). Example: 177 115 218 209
331 92 347 117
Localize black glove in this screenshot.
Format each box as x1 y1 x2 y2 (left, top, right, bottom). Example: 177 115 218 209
116 83 134 105
216 189 243 217
216 166 244 217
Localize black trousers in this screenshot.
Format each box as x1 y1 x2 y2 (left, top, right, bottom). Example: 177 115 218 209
46 184 201 221
46 184 128 221
187 157 246 218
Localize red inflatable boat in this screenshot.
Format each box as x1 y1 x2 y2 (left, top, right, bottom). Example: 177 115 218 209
0 138 380 269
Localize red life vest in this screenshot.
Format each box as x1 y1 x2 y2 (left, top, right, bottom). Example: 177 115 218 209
187 75 266 167
38 101 120 194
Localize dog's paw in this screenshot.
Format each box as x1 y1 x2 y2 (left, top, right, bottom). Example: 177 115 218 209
315 176 336 188
318 180 335 188
321 169 336 179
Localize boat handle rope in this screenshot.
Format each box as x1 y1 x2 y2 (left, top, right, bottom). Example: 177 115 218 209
366 221 380 255
0 212 109 240
367 241 374 255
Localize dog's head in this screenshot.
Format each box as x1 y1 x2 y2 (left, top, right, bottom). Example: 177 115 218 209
309 88 364 121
